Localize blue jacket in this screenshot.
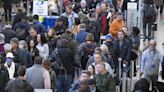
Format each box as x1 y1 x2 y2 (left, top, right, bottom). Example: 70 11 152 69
76 30 88 44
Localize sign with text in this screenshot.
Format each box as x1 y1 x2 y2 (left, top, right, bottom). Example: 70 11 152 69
33 0 48 16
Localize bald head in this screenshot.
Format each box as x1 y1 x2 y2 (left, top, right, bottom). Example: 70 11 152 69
149 39 156 50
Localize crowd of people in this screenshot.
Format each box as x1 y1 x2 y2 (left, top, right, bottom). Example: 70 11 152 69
0 0 164 92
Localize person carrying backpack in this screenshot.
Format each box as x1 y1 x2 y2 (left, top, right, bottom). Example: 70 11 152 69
142 0 156 42
78 33 96 70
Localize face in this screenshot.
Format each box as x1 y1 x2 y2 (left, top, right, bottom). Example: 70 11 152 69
37 34 41 43
80 73 90 81
101 47 107 55
149 40 156 51
117 15 123 21
80 84 88 91
10 41 17 49
94 54 101 64
89 85 96 90
48 29 53 37
19 42 24 49
96 64 105 74
66 6 72 14
29 28 37 38
96 7 101 14
117 31 125 40
30 40 35 48
81 2 86 8
88 65 94 74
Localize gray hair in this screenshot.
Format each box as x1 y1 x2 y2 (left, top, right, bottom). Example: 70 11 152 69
4 43 12 52
19 40 28 50
100 44 109 54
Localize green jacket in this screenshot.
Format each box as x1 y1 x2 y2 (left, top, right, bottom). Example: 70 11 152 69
94 72 115 92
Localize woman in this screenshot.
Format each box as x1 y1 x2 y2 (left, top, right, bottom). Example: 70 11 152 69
28 39 39 61
42 59 56 92
45 28 58 54
87 65 96 79
36 34 49 59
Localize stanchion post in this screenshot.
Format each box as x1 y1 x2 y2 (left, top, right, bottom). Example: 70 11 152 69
122 72 127 92
118 58 122 80
131 60 134 91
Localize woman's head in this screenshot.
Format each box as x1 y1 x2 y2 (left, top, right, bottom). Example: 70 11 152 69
117 30 125 40
132 27 140 36
29 39 36 48
87 65 95 75
42 59 51 70
100 44 108 55
47 28 56 38
37 34 47 45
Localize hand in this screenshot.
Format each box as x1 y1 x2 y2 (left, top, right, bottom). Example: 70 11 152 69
123 61 128 64
118 58 122 62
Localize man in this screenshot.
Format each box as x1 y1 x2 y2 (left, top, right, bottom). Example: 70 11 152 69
26 26 38 45
109 12 124 38
76 24 88 44
88 79 101 92
33 15 45 34
94 63 115 92
113 30 131 85
26 56 51 89
96 4 107 35
4 52 18 79
72 70 91 91
142 0 156 41
61 4 78 28
5 66 33 92
141 40 163 83
2 0 12 23
0 55 9 92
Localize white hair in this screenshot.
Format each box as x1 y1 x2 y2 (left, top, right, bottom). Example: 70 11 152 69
100 44 109 54
4 43 12 52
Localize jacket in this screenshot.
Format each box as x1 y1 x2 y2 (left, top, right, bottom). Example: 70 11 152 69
5 78 33 92
98 12 107 34
26 64 51 89
76 30 88 44
109 19 124 38
94 72 115 92
113 39 131 66
1 28 17 43
0 65 9 92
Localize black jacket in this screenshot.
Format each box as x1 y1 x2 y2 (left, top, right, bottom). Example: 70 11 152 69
1 28 17 43
0 65 9 92
5 78 34 92
113 39 132 66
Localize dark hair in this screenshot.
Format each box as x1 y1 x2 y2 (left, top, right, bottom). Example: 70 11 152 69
56 38 68 48
42 59 51 70
39 34 47 45
22 15 28 20
75 18 81 25
29 26 39 33
117 30 125 35
28 39 37 50
81 70 91 76
18 65 26 76
132 27 140 35
116 12 123 16
28 16 33 22
88 65 96 75
33 15 39 20
88 79 96 85
34 56 43 64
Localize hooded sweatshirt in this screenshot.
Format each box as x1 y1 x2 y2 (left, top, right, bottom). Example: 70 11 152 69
5 78 33 92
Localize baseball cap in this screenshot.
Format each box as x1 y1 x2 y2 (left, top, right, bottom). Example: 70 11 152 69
6 52 14 58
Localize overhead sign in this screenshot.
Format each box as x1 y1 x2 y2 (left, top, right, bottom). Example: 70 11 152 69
127 2 138 29
33 0 48 16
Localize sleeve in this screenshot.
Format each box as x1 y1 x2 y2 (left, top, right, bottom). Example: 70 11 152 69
141 52 146 73
125 41 132 62
44 44 49 59
43 70 51 89
108 75 115 92
101 16 107 34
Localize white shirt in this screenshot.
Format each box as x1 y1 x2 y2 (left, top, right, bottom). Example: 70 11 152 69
4 61 15 79
36 43 49 59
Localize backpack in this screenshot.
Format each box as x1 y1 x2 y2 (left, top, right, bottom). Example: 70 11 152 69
48 48 66 75
143 4 156 17
80 43 96 69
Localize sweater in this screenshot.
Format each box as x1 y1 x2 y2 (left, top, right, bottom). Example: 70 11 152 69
109 19 124 38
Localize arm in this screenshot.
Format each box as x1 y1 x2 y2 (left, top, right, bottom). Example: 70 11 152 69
44 44 49 59
101 15 107 34
43 70 51 89
141 52 146 73
125 41 132 62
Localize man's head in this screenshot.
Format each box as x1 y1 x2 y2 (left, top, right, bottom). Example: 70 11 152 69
80 70 91 81
34 56 43 65
86 33 94 42
96 5 102 14
88 79 97 91
96 63 106 75
10 38 19 50
4 43 12 53
149 39 157 51
80 0 87 8
29 26 38 38
21 16 28 23
18 65 26 77
79 80 88 91
65 5 73 14
33 15 39 20
80 24 86 31
101 3 107 12
105 34 113 42
117 30 125 41
116 12 123 21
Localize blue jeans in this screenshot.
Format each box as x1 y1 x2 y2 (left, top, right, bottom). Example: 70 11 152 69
56 75 73 92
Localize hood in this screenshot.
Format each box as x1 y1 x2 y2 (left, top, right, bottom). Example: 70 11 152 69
15 78 28 89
